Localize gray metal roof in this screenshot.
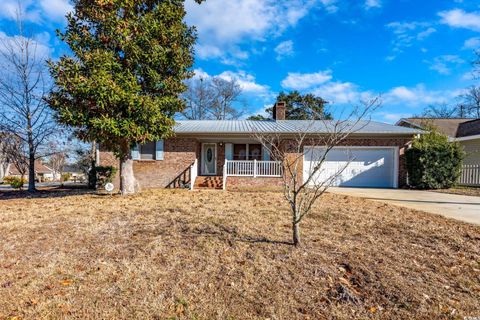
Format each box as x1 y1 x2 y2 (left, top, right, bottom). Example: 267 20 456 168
174 120 423 135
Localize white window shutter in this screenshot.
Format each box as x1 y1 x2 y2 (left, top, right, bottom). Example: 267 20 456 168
262 145 270 161
225 143 233 160
156 140 164 160
131 143 140 160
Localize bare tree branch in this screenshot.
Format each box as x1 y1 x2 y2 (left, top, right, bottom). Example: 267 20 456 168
0 6 59 191
252 98 381 246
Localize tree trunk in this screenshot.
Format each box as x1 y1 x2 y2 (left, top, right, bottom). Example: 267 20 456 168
293 221 300 246
28 147 35 192
119 141 138 195
88 141 97 190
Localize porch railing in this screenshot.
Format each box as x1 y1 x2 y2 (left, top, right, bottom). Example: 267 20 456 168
458 164 480 186
224 160 282 178
190 159 198 190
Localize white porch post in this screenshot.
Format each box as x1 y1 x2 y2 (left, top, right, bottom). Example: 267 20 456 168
223 159 228 191
253 159 257 178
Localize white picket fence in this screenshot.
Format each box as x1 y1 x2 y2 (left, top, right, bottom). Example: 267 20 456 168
458 164 480 186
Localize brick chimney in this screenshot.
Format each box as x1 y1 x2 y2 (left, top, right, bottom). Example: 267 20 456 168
273 101 286 120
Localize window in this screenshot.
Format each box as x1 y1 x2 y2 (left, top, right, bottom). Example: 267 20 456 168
234 144 247 160
248 144 262 160
140 141 155 160
233 143 262 160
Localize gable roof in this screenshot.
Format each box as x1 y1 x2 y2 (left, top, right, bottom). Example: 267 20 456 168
174 120 422 135
8 161 53 175
396 118 479 138
456 119 480 137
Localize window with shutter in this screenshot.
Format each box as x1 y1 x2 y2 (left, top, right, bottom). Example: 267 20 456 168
140 142 155 160
155 140 164 160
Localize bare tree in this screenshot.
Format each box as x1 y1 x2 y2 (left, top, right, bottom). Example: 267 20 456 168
253 99 381 246
182 76 244 120
0 11 58 191
459 86 480 118
474 50 480 80
419 103 459 118
48 151 67 181
210 77 243 120
1 133 29 181
182 77 216 120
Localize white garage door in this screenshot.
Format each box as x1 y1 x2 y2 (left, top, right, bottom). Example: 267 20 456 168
303 147 398 188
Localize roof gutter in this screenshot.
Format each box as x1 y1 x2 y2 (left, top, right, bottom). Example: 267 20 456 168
451 134 480 142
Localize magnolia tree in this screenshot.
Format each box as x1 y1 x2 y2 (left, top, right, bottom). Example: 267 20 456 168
253 98 381 246
48 0 203 195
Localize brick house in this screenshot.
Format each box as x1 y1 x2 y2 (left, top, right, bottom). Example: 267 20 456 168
99 102 422 190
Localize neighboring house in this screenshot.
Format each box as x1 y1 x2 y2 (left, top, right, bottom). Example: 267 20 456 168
7 160 58 182
62 164 87 182
0 153 9 182
99 103 421 190
0 133 10 182
396 118 480 165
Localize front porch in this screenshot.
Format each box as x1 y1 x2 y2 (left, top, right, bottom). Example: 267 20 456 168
190 141 282 190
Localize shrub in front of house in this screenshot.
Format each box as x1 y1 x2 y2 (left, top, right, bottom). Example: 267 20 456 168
95 166 117 189
61 173 72 182
406 131 464 189
4 176 27 190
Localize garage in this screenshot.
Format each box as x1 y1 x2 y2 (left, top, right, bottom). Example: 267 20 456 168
303 146 398 188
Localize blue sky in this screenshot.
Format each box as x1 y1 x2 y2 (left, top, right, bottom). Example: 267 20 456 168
1 0 479 123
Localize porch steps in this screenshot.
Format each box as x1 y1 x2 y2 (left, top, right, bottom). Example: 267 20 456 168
194 176 223 190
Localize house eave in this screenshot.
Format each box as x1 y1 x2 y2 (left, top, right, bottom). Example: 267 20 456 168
451 134 480 142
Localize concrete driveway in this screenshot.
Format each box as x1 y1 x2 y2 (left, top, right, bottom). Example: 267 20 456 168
328 187 480 225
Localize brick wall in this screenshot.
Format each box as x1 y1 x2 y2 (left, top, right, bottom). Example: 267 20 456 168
99 136 412 190
99 138 198 189
226 176 284 190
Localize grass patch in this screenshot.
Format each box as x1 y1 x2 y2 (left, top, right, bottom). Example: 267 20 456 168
0 189 479 319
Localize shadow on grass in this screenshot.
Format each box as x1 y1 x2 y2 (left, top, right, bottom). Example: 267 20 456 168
0 184 96 200
192 223 292 246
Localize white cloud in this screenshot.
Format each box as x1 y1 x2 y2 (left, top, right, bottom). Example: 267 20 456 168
280 70 374 104
376 112 413 123
0 0 71 23
439 9 480 32
384 84 459 106
281 70 333 90
417 27 436 40
274 40 294 60
0 31 52 59
192 68 270 94
426 55 464 75
246 104 272 119
386 21 436 53
365 0 381 10
186 0 334 64
39 0 73 22
463 37 480 50
320 0 339 13
218 70 270 93
312 81 372 104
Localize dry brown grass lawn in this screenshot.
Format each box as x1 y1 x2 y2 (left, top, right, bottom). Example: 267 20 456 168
0 188 479 319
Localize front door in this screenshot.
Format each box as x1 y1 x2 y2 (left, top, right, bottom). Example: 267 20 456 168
201 143 217 175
